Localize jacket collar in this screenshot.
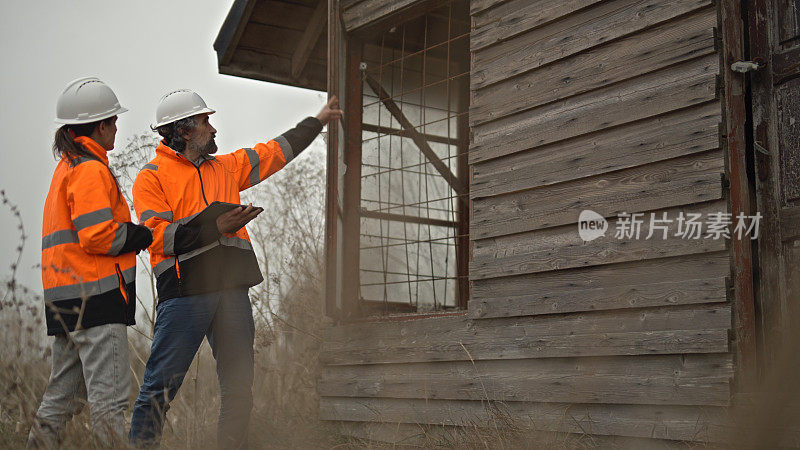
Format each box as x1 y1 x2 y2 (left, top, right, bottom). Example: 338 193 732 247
155 140 216 167
72 136 109 166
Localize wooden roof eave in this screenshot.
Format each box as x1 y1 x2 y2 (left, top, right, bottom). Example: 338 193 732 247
214 0 328 92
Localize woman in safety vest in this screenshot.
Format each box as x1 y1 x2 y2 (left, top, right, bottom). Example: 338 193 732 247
28 77 153 448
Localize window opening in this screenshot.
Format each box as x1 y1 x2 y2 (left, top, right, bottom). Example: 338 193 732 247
355 0 470 316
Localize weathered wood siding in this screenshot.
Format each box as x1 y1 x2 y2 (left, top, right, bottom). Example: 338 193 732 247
319 0 736 442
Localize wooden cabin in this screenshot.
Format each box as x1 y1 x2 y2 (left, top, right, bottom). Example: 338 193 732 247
215 0 800 444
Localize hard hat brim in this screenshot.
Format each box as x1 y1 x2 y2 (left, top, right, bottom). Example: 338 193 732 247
55 105 128 125
152 108 216 129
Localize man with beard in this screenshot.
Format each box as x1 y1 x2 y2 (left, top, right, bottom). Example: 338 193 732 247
129 89 342 448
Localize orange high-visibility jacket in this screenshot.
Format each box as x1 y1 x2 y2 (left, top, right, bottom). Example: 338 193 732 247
41 136 136 335
133 117 322 302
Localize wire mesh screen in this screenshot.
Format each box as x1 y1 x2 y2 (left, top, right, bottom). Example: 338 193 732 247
358 0 469 315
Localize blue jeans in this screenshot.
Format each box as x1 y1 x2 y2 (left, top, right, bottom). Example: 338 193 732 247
129 288 254 449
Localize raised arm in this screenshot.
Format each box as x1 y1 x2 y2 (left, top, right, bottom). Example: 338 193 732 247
231 96 344 191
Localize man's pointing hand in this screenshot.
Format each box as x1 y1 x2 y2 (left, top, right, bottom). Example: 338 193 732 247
316 96 344 125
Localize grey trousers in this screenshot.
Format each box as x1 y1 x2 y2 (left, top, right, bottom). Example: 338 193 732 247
27 323 130 449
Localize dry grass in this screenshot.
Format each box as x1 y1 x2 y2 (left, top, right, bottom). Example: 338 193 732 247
0 285 343 450
0 249 343 449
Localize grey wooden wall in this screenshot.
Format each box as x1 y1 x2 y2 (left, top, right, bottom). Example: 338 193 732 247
318 0 736 443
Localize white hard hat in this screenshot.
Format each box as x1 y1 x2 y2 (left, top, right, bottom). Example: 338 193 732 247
153 89 215 128
55 77 128 124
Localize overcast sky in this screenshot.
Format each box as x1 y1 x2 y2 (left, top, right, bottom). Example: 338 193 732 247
0 1 326 293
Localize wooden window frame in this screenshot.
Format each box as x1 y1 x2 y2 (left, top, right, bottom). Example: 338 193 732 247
325 0 470 322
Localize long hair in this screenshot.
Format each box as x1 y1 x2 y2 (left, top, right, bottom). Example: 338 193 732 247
53 118 114 162
53 118 122 197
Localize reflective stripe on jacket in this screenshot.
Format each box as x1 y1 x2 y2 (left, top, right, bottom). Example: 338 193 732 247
133 137 291 302
41 136 136 335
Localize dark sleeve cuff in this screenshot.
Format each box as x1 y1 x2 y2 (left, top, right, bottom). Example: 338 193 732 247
276 117 323 163
119 222 154 254
173 222 221 255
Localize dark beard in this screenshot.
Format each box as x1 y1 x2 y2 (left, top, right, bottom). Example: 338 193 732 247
200 136 218 155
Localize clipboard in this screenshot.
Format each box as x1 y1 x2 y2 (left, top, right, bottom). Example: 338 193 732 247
186 201 247 230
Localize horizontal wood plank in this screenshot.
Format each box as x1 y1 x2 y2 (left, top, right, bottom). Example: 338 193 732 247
319 354 732 405
469 277 728 318
472 200 730 259
471 8 717 126
238 22 327 60
471 102 720 199
343 0 431 31
471 200 728 279
323 303 731 365
470 225 725 279
324 314 464 344
472 251 730 299
337 421 457 446
224 48 327 91
336 421 736 447
249 1 315 31
322 353 733 380
327 303 731 346
323 329 729 365
470 0 507 15
471 0 604 52
471 0 711 89
471 150 724 239
321 398 728 442
470 55 719 164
